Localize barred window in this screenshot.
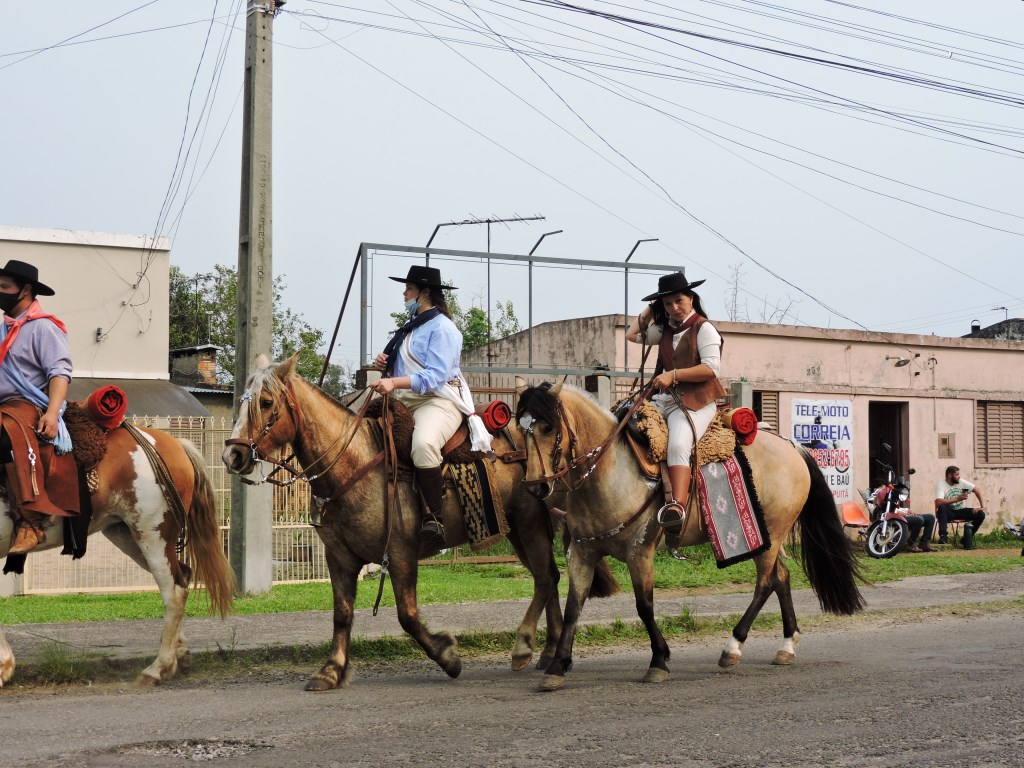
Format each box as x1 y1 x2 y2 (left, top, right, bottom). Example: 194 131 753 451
753 390 779 431
976 401 1024 465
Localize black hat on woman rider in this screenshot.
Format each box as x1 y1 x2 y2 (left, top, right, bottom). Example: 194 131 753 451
640 269 705 302
388 265 457 291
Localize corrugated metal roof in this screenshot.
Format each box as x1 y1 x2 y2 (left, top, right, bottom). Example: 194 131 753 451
68 379 212 418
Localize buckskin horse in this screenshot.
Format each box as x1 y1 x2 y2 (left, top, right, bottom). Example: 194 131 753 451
515 379 865 691
221 355 618 691
0 428 234 687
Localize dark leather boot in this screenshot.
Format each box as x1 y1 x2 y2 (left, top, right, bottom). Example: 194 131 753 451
415 466 446 550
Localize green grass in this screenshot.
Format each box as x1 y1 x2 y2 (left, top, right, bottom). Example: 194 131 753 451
2 536 1020 626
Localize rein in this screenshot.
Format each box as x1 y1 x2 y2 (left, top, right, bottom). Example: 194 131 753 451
522 380 656 490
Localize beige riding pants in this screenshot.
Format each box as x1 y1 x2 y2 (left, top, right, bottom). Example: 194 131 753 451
394 390 463 468
653 396 718 467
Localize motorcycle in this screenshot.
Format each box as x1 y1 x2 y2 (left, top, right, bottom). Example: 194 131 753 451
863 444 915 559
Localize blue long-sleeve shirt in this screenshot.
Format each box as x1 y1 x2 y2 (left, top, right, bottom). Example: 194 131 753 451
393 312 464 394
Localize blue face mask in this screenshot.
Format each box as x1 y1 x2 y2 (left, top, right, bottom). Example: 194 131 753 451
405 297 420 317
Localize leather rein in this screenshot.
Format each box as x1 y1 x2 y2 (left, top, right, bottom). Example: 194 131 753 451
521 380 655 492
519 381 662 543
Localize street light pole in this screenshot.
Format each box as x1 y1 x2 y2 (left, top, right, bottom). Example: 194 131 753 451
527 230 563 369
624 238 658 372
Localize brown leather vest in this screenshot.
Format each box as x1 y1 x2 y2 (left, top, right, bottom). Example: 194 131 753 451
655 315 727 411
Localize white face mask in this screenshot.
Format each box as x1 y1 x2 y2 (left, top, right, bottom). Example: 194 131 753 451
405 297 420 317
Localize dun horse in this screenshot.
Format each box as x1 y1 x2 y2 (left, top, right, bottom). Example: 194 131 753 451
1 430 234 687
221 355 616 692
515 380 864 691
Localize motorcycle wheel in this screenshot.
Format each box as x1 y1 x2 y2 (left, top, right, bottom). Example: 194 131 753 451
866 519 909 559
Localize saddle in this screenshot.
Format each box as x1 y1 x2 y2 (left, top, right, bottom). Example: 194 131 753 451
364 397 515 468
364 397 513 550
612 401 739 480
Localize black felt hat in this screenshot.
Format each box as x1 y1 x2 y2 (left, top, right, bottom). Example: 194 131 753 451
388 264 456 290
0 260 55 296
640 270 705 302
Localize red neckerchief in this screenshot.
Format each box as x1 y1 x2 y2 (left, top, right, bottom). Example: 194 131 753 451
0 300 67 368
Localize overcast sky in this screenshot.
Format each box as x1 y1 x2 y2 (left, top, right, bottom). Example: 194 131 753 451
3 1 1022 372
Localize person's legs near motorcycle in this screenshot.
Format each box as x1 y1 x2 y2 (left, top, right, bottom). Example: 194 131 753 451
404 393 463 548
905 515 923 552
918 513 937 551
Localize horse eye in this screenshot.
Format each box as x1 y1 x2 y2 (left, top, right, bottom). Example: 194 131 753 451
540 424 553 436
260 398 273 409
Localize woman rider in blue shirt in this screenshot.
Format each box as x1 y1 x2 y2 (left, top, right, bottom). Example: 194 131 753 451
370 265 471 548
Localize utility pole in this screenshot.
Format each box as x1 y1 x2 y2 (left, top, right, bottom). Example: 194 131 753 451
231 0 282 594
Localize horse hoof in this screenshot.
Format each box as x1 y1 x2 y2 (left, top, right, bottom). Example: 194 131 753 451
642 667 671 684
718 651 741 668
135 673 160 687
536 653 555 671
539 674 565 692
304 676 338 692
511 653 533 672
177 651 193 672
773 650 795 666
443 656 463 679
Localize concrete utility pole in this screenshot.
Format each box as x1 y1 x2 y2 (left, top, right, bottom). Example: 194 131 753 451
231 0 282 594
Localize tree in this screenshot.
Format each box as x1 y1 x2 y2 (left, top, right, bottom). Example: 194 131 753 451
169 264 354 397
387 286 521 351
724 262 801 324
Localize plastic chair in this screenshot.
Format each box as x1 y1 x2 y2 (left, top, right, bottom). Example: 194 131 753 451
841 500 871 540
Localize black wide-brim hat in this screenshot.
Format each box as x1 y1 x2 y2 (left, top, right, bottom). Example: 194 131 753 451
640 270 705 302
388 264 456 290
0 259 55 296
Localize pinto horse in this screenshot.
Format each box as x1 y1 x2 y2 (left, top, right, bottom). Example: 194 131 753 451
0 428 234 687
222 355 617 691
515 379 865 691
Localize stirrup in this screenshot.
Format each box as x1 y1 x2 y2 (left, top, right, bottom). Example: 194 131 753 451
656 501 686 532
419 514 446 545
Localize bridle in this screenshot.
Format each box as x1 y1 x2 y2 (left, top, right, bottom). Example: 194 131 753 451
223 381 373 488
520 381 655 493
519 382 662 542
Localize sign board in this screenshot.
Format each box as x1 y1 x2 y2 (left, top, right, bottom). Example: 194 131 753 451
792 398 853 503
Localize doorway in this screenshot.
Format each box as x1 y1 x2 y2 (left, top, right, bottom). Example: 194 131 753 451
868 401 909 485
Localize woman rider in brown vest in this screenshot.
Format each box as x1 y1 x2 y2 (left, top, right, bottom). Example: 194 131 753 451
626 270 726 532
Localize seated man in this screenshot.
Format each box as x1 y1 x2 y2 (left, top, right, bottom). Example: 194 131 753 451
934 465 985 545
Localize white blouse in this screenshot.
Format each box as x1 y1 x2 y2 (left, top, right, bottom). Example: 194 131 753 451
642 313 722 375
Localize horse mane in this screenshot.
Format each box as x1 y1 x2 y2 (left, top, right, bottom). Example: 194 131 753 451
516 381 613 427
250 362 348 424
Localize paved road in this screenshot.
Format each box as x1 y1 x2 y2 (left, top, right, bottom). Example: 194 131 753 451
3 601 1023 767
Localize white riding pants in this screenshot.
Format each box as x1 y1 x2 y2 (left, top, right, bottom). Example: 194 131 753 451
653 395 718 467
394 390 463 468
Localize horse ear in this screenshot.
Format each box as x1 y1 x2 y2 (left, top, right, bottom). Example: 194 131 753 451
549 375 567 395
276 353 300 378
255 353 271 369
514 375 528 396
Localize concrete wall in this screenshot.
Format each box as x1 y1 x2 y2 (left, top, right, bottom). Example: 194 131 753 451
0 226 171 380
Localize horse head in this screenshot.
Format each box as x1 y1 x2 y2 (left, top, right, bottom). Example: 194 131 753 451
514 375 580 500
222 353 303 479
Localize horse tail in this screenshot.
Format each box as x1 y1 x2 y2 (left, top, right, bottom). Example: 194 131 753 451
796 449 865 615
560 529 621 598
181 440 236 617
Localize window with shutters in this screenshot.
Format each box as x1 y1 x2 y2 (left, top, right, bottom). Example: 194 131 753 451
753 390 779 431
976 401 1024 466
